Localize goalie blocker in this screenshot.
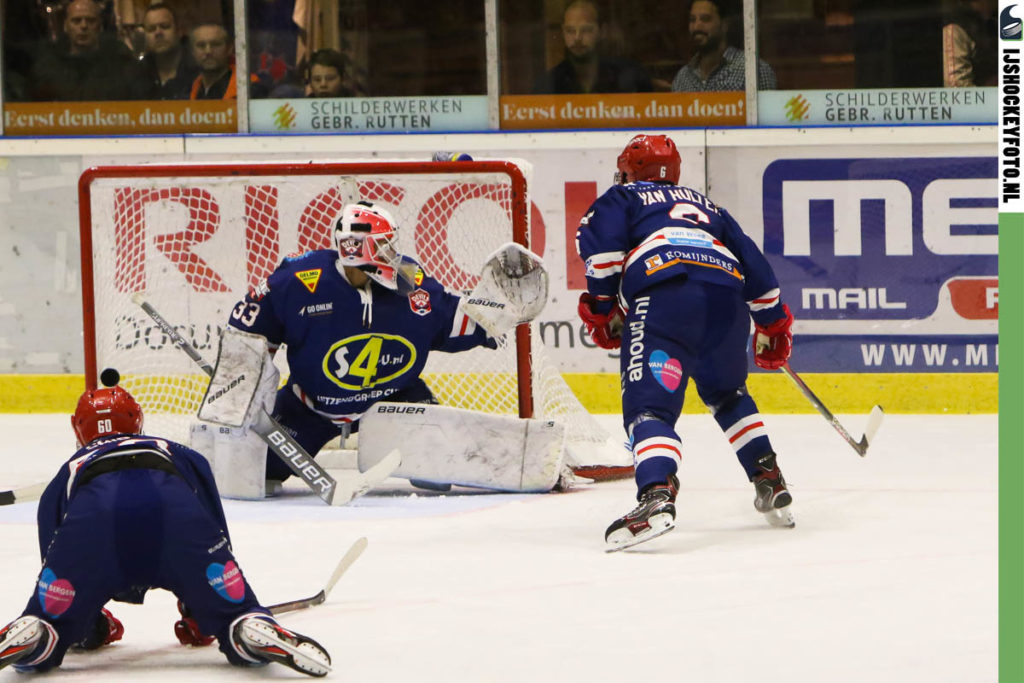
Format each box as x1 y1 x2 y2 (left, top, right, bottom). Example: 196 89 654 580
357 403 566 492
198 327 279 430
192 326 281 500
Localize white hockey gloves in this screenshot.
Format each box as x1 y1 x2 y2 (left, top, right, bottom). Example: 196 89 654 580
198 327 280 430
461 242 549 337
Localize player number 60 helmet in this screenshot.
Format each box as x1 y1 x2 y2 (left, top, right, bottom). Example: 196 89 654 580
615 134 681 185
333 201 402 289
71 386 144 447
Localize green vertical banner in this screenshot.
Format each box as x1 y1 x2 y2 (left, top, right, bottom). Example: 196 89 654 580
1000 1 1023 679
1001 215 1022 682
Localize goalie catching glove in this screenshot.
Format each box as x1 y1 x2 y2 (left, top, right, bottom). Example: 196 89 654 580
198 327 279 430
752 304 793 370
578 292 624 350
460 242 549 337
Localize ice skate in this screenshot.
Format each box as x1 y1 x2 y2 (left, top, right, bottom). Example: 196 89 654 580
0 616 53 671
234 616 331 677
605 474 679 552
752 452 794 528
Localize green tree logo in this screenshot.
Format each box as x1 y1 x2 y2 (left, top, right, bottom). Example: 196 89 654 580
273 103 297 130
784 95 810 122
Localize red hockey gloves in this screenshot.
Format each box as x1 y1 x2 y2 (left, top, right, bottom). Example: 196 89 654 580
75 608 124 650
753 304 794 370
174 600 215 647
578 292 625 350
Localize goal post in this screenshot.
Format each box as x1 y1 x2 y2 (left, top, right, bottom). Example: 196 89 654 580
77 158 621 468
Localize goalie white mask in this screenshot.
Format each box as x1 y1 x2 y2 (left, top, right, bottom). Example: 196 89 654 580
333 201 402 289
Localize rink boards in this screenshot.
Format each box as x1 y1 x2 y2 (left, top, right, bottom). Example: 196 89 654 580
0 127 997 414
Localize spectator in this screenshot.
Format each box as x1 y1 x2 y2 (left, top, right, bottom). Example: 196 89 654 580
534 0 652 94
138 3 199 100
27 0 148 101
672 0 777 92
306 48 355 97
942 0 997 86
189 23 266 100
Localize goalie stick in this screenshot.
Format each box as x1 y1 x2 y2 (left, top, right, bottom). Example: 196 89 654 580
269 537 369 615
781 363 884 457
131 293 401 506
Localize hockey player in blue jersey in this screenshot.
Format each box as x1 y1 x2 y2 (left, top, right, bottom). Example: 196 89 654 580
575 134 795 551
196 200 549 498
0 380 331 676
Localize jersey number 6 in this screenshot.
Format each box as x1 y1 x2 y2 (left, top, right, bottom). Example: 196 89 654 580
669 202 710 225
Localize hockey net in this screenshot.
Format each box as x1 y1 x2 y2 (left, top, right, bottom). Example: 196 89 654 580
79 160 623 471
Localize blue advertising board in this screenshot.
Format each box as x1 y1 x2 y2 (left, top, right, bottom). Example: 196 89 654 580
758 157 997 372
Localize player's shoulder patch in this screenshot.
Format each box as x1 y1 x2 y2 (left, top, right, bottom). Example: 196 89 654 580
294 268 323 294
408 288 432 316
264 250 335 295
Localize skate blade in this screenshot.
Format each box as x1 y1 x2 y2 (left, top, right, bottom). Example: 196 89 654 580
241 621 332 677
0 618 40 655
0 617 45 670
763 506 795 528
605 517 676 553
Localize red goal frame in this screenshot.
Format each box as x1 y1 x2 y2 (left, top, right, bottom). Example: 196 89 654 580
77 160 535 418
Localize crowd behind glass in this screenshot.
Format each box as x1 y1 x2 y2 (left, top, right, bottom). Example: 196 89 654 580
0 0 997 125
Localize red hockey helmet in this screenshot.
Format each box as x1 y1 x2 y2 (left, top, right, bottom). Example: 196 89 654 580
615 134 681 184
70 386 144 447
333 201 402 289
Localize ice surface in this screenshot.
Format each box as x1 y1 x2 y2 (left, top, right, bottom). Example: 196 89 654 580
0 413 997 682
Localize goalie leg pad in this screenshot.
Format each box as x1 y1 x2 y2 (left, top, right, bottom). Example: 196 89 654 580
357 403 566 492
198 327 279 429
190 422 269 499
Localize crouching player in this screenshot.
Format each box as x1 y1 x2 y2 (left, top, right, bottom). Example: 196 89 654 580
0 380 331 677
576 134 796 551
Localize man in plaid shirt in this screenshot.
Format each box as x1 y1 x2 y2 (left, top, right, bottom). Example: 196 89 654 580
672 0 777 92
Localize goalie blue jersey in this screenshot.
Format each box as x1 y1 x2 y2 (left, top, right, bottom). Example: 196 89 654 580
227 249 495 421
575 181 785 325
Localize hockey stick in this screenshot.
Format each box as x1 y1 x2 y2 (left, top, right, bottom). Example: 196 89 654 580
131 293 401 505
269 537 368 615
781 363 884 457
570 464 634 482
0 482 47 506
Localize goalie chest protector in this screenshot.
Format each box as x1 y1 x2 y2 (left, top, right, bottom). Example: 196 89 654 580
228 250 494 418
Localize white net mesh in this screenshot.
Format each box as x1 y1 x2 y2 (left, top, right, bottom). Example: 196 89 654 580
82 160 613 459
